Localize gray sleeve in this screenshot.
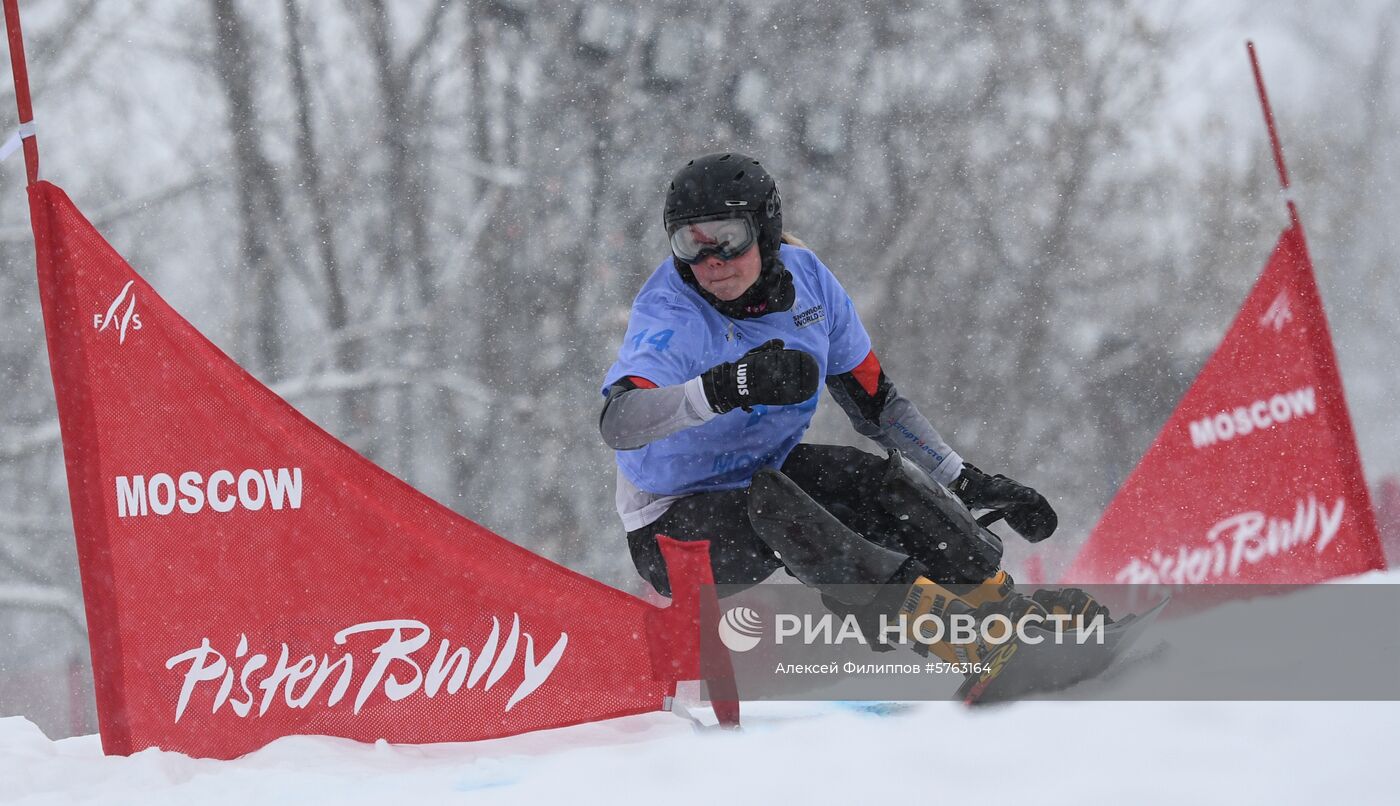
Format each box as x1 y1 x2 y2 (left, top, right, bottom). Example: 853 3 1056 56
826 380 964 486
599 377 717 451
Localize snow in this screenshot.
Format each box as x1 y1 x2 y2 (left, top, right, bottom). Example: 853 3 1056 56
5 700 1395 805
5 569 1399 805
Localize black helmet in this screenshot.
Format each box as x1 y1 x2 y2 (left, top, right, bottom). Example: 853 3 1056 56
663 152 793 318
664 152 783 265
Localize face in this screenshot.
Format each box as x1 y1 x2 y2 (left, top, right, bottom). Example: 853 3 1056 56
687 244 761 301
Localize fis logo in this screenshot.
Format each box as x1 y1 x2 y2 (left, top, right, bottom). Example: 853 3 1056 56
717 606 763 652
1260 291 1292 332
94 280 143 344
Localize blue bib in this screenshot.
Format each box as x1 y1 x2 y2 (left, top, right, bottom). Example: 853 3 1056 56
602 245 871 495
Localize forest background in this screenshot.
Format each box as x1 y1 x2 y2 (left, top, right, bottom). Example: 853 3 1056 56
1 0 1397 735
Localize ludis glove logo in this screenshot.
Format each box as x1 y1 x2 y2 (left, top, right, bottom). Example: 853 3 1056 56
717 606 764 652
94 280 142 344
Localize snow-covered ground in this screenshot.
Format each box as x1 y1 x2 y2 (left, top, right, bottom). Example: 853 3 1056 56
6 700 1397 805
5 570 1399 805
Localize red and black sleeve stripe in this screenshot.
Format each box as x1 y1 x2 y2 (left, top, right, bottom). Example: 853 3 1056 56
829 350 894 425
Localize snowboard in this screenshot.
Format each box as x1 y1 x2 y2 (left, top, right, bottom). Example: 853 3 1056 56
956 596 1171 705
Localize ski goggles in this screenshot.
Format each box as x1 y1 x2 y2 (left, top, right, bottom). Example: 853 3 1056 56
668 216 757 263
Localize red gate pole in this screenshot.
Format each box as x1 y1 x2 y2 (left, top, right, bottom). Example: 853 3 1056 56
1247 41 1299 230
2 0 39 185
1247 40 1386 574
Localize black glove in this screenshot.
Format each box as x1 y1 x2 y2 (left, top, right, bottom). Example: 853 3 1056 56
950 463 1058 542
1031 587 1113 625
700 339 819 414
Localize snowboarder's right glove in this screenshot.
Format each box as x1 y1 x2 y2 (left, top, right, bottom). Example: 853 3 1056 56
951 464 1058 543
700 339 819 414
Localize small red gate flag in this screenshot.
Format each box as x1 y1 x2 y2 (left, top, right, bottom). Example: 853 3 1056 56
1065 223 1386 585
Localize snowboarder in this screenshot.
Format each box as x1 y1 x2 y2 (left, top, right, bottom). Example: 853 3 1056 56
599 152 1105 666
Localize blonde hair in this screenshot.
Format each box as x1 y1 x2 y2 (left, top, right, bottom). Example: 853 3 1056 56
779 232 808 249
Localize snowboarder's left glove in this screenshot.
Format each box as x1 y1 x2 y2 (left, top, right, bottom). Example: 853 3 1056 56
951 464 1058 543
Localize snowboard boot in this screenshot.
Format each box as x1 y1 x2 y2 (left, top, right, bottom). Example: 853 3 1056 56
952 569 1020 609
892 571 1047 665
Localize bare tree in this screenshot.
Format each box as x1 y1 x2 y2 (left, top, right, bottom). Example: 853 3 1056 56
207 0 291 378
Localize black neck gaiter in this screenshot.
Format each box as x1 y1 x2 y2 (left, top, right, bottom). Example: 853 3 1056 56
675 254 796 320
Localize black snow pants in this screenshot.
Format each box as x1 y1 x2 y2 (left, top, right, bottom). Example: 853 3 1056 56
626 444 991 597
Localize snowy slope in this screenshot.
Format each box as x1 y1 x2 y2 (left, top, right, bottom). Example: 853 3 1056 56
5 570 1399 806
